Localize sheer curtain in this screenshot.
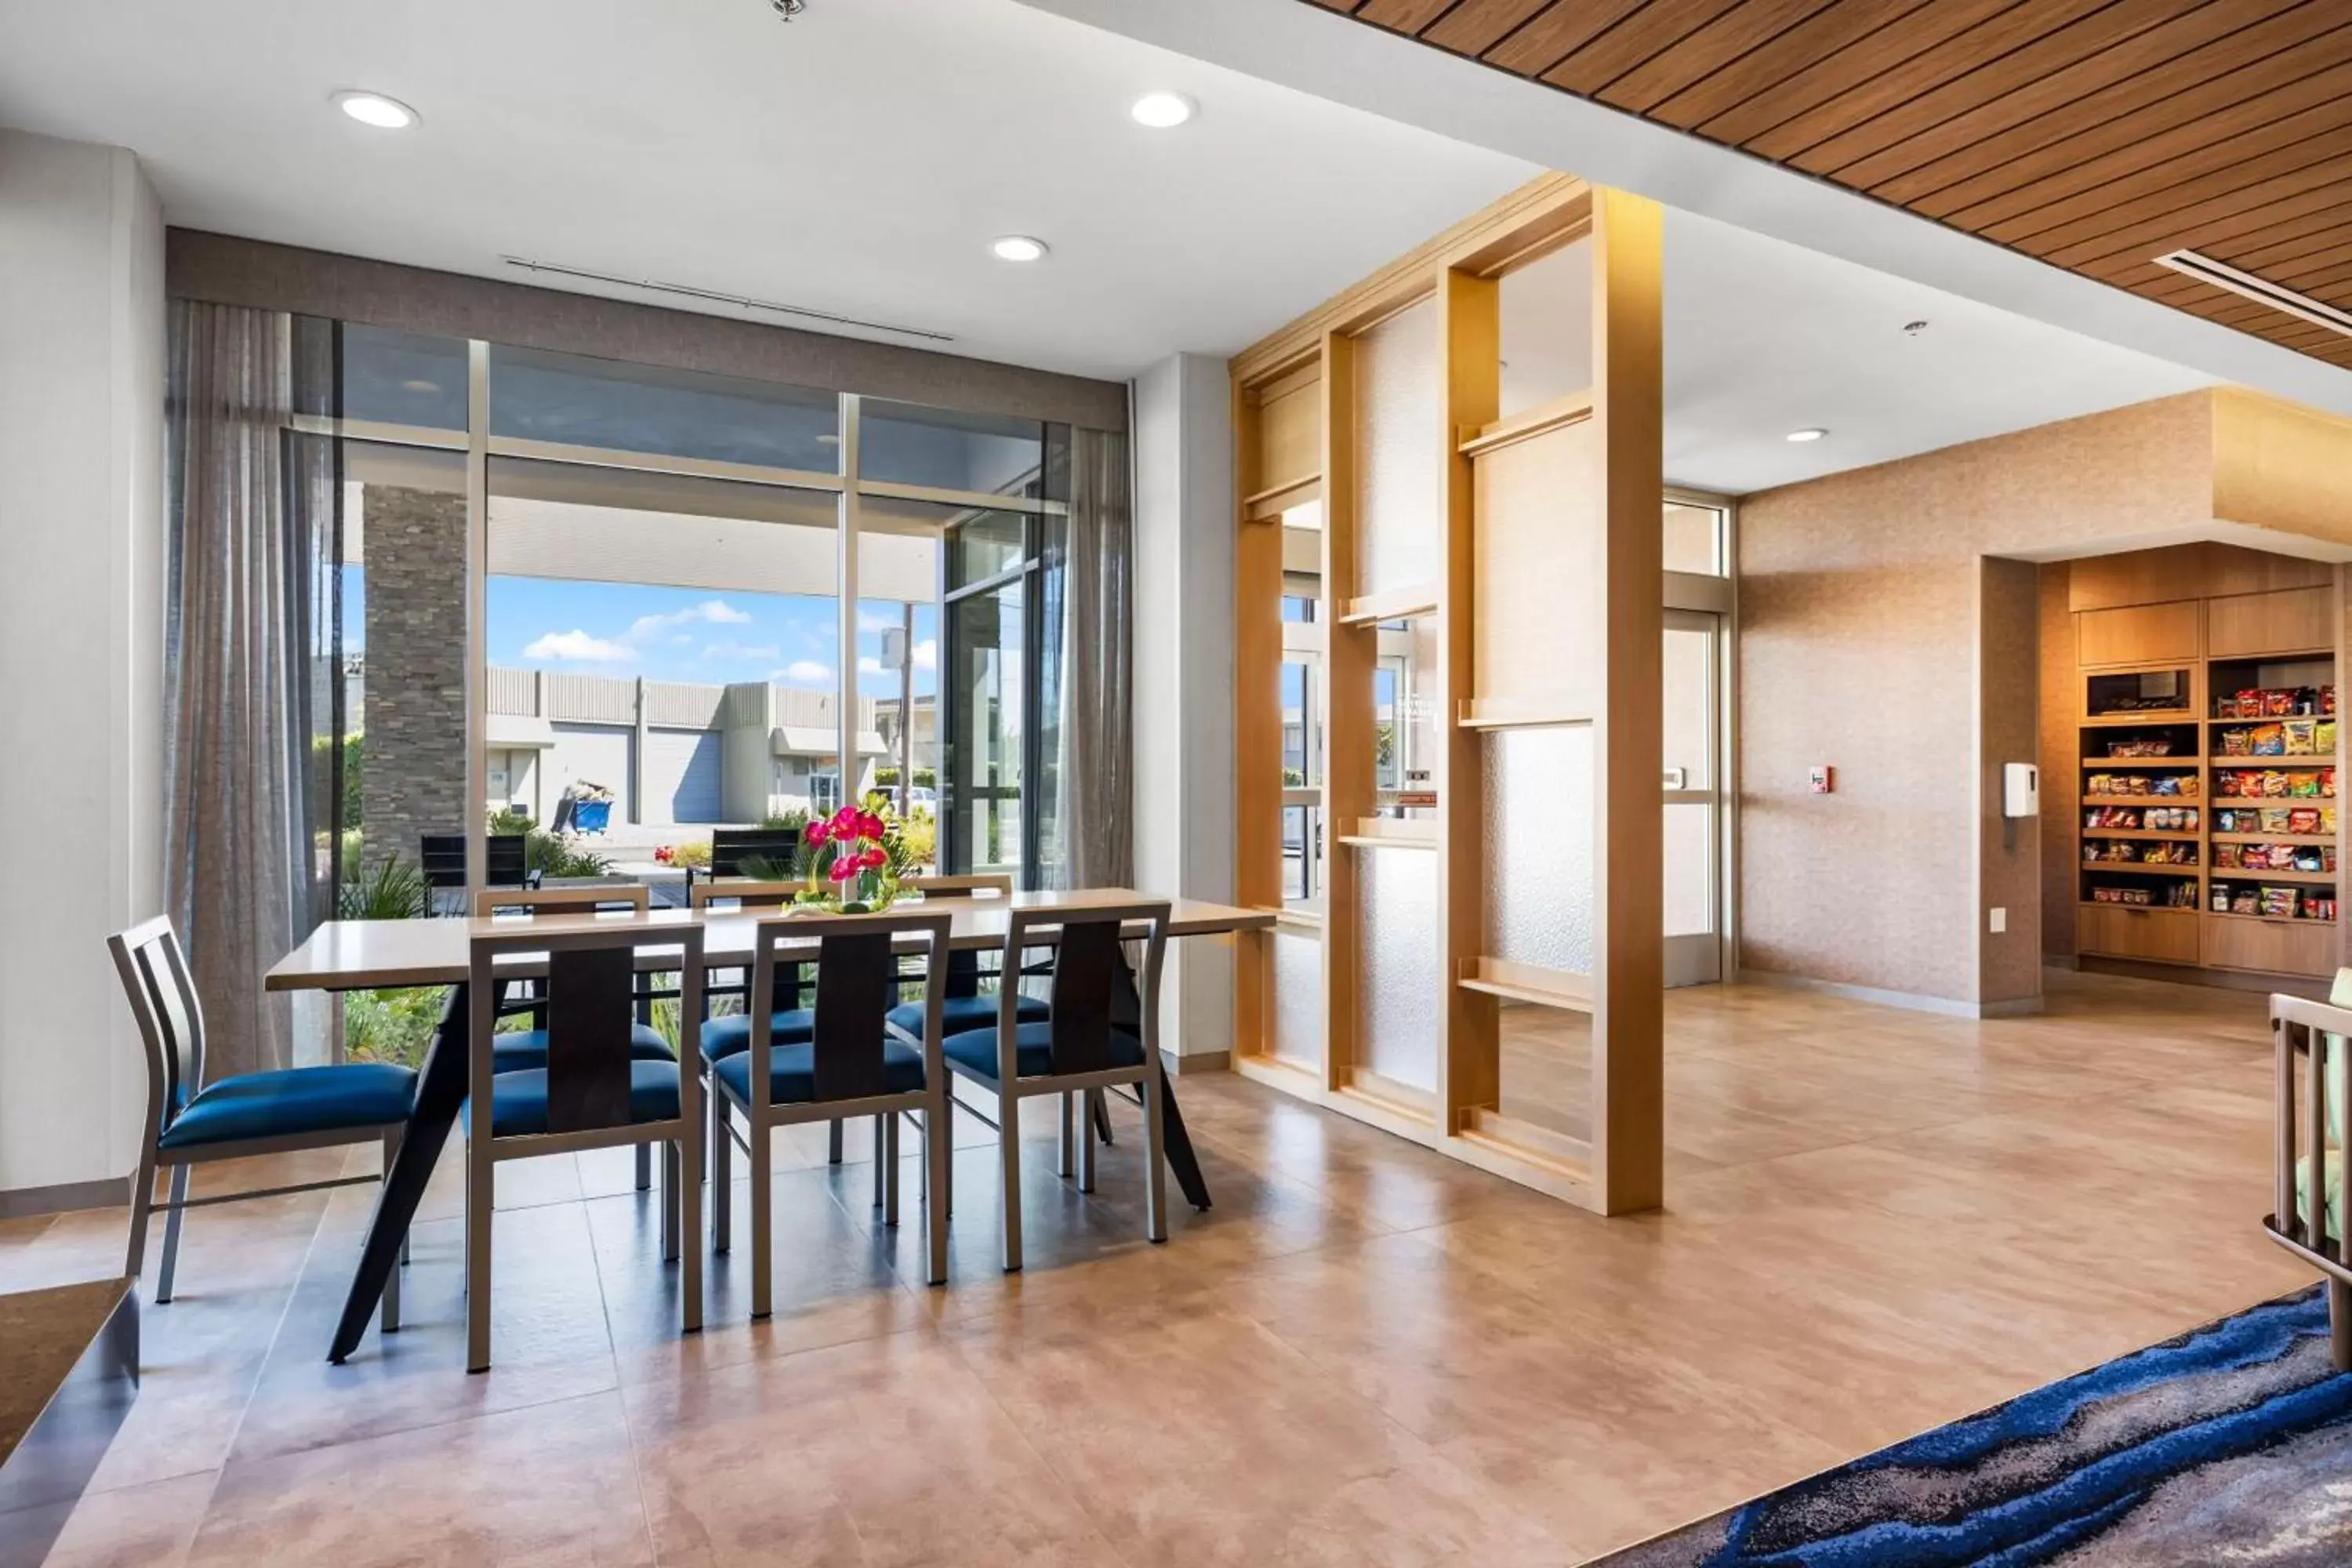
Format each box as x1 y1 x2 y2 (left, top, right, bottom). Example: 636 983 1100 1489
1042 427 1133 888
163 301 325 1077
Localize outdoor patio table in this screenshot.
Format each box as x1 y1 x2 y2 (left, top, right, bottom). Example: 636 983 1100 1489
266 890 1276 1362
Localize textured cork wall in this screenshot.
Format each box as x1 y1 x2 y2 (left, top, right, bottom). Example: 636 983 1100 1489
1738 394 2215 1008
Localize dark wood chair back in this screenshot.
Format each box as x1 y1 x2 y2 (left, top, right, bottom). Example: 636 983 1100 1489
997 902 1168 1078
902 873 1011 998
746 910 952 1106
466 924 702 1136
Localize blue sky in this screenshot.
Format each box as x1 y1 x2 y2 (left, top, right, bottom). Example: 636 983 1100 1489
342 568 937 695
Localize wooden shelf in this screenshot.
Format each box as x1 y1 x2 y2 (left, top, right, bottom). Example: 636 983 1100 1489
2082 754 2202 767
1456 956 1592 1014
2081 862 2201 876
2207 909 2336 925
2082 793 2204 806
1457 696 1588 730
2083 710 2197 725
1338 585 1439 626
1339 818 1437 850
2079 827 2200 841
2212 830 2336 844
2212 868 2338 884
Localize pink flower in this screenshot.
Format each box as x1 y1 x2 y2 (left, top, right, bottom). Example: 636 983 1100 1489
862 846 888 871
829 806 859 836
804 818 828 845
858 811 886 840
828 855 856 882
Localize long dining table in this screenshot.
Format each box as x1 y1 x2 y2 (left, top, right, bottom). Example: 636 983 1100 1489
265 889 1276 1362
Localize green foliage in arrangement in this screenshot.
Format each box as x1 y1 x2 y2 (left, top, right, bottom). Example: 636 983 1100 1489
336 852 430 921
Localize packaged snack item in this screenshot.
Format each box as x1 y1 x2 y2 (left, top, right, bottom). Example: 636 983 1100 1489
2263 886 2300 919
2255 724 2287 755
2290 771 2319 798
2267 771 2292 797
2291 807 2323 835
2287 720 2318 755
2312 897 2338 922
2319 720 2337 754
2212 884 2230 913
2233 887 2260 915
2221 728 2252 757
2266 691 2297 717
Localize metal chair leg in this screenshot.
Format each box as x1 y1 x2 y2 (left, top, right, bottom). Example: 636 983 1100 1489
1077 1092 1098 1193
1092 1087 1114 1146
711 1092 732 1254
154 1165 190 1303
466 1129 495 1372
123 1142 157 1284
882 1111 901 1229
829 1118 844 1165
1057 1092 1076 1178
636 1141 652 1192
2333 1279 2352 1374
380 1128 402 1333
680 1119 702 1337
998 1087 1024 1273
660 1142 681 1262
924 1099 949 1287
872 1114 886 1210
750 1116 774 1320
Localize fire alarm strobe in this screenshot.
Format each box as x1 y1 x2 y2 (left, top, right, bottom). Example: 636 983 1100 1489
1809 766 1834 795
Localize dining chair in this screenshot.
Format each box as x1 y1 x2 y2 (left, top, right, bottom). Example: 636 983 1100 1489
108 917 417 1324
463 923 704 1371
709 909 954 1311
938 902 1170 1272
893 873 1049 1036
422 833 535 914
474 884 675 1192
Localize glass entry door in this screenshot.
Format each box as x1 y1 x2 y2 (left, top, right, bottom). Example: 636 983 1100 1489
1663 608 1725 985
943 578 1028 880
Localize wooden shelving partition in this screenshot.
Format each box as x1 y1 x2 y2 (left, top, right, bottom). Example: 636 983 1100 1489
1226 173 1666 1215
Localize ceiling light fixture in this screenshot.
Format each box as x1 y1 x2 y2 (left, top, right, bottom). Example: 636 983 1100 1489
990 236 1049 263
1131 91 1196 129
770 0 807 18
1786 427 1828 443
333 90 418 129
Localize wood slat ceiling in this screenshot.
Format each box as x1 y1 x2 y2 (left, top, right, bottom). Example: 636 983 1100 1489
1312 0 2352 367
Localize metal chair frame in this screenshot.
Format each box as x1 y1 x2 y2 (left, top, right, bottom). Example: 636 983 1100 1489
464 924 705 1371
710 910 955 1314
108 916 408 1328
941 902 1170 1273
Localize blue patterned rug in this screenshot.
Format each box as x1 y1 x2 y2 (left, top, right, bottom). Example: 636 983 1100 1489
1597 1285 2352 1566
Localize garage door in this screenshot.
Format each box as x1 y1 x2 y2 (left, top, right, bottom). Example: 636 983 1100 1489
550 723 633 825
644 726 723 824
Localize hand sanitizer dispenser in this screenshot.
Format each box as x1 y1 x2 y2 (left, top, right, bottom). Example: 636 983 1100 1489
2003 762 2039 818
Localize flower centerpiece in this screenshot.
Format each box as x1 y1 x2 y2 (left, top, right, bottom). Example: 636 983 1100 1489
800 802 902 913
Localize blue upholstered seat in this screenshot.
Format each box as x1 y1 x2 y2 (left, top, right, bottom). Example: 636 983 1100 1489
492 1023 674 1076
710 1038 927 1107
941 1022 1142 1083
698 1010 817 1062
887 992 1049 1040
462 1061 683 1138
158 1062 418 1150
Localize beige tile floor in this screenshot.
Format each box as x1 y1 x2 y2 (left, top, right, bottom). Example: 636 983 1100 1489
0 967 2311 1565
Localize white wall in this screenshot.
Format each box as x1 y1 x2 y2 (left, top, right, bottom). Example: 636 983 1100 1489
0 131 165 1201
1131 354 1235 1063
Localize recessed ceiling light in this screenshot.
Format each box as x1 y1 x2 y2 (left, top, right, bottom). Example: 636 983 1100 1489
990 235 1048 263
1131 91 1196 129
334 90 419 129
1786 427 1828 443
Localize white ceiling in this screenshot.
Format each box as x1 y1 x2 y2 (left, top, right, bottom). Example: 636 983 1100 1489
0 0 2220 492
0 0 1537 380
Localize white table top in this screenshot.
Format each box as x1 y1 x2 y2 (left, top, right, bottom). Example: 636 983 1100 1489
267 888 1274 993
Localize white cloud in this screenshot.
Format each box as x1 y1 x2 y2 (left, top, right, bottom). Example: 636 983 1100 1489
626 598 753 642
856 608 902 633
703 640 782 662
522 630 636 663
912 638 937 672
775 659 833 686
857 655 885 677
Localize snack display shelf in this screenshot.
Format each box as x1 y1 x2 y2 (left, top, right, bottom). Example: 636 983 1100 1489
2206 909 2338 924
2081 793 2201 806
2211 830 2336 844
2082 754 2204 767
2079 827 2200 841
2209 868 2337 885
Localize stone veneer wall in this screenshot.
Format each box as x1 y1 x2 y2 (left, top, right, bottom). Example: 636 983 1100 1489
361 485 466 869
